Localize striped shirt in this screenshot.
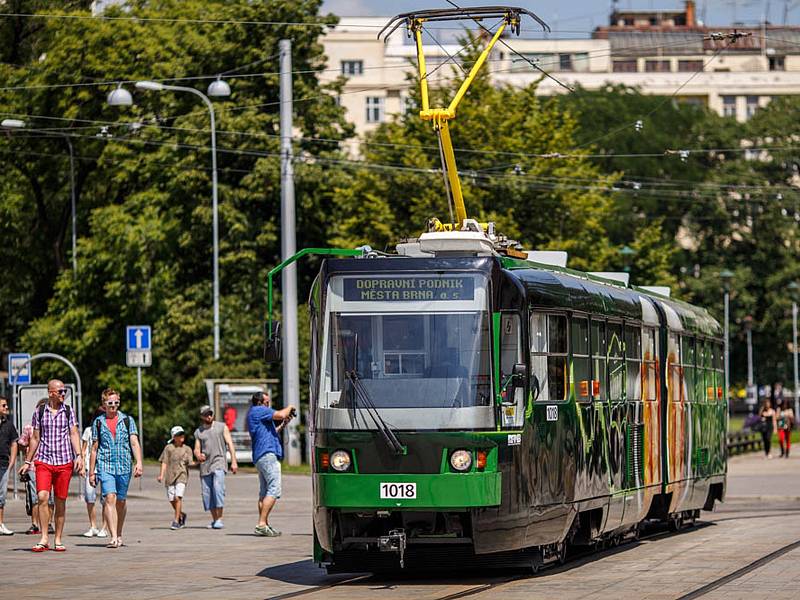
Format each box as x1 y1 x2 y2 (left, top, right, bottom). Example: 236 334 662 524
92 412 137 475
32 403 77 466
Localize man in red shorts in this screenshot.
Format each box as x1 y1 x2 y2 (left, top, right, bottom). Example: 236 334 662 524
19 379 84 552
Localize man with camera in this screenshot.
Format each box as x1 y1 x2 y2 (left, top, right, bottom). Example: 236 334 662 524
247 391 295 537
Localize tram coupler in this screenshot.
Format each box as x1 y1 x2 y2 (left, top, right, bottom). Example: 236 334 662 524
378 528 407 568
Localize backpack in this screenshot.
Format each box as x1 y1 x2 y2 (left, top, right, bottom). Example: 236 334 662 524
37 402 71 429
94 413 136 462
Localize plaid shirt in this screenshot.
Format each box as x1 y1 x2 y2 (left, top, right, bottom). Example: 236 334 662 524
92 412 137 475
32 403 77 466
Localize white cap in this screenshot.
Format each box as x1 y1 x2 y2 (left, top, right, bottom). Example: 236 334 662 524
170 426 185 438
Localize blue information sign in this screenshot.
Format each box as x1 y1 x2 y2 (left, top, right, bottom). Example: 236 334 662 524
126 326 151 351
8 353 32 385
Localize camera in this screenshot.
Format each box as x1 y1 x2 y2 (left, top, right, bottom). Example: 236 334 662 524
19 471 31 483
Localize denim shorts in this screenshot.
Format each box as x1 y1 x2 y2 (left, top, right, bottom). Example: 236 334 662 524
200 470 226 510
0 468 8 508
98 471 132 500
256 453 281 499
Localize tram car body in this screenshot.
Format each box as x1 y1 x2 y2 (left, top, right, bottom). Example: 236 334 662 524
308 253 727 572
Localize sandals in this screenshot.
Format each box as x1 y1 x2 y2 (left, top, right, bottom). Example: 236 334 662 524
52 544 66 552
106 540 120 549
32 542 49 552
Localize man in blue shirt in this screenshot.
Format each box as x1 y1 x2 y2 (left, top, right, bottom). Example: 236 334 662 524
247 391 294 537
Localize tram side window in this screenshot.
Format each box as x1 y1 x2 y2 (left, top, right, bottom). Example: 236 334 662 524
591 319 606 401
681 336 696 403
607 322 625 400
530 313 568 402
500 313 524 428
701 340 714 402
625 325 642 401
713 342 724 401
572 316 591 402
642 327 658 401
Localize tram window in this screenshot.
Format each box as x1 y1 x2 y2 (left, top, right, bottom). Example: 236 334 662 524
625 325 642 401
500 314 525 428
607 322 625 400
383 315 425 376
642 327 658 401
530 313 568 402
591 319 606 401
572 316 591 402
700 340 713 402
713 342 724 402
681 336 696 402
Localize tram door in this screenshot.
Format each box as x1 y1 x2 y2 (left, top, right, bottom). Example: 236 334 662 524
499 313 525 429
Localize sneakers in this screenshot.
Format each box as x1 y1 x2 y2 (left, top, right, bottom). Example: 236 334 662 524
179 512 187 527
0 523 14 535
82 527 99 538
96 529 109 538
254 524 281 537
212 519 224 530
25 525 40 535
170 521 181 530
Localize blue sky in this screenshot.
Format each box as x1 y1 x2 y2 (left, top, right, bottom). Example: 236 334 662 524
322 1 800 35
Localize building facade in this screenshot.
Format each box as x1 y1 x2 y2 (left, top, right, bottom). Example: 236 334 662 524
321 1 800 135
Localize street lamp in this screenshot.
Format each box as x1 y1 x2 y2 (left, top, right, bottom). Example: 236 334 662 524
107 83 133 107
788 281 799 421
2 119 78 275
122 77 231 361
720 269 734 410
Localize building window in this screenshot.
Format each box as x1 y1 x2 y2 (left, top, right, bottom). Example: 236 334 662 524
613 59 637 72
573 52 589 72
559 53 573 71
365 96 384 123
530 313 568 402
678 59 704 72
769 56 785 71
746 96 759 119
722 95 736 118
341 60 364 76
645 60 671 72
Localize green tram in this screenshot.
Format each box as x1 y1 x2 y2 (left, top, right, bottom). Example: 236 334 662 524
264 6 727 573
283 247 727 572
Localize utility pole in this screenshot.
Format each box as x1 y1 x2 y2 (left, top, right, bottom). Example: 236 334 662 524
280 39 301 466
744 315 755 407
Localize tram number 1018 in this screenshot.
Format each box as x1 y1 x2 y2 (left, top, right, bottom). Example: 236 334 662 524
380 482 417 499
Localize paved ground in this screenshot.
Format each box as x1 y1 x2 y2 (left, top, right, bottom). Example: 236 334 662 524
1 453 799 599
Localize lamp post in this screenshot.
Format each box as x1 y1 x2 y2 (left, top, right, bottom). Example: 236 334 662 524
720 269 733 411
2 119 78 275
113 78 231 360
788 281 799 421
744 314 755 406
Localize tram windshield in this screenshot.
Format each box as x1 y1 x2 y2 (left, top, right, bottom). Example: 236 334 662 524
317 273 494 430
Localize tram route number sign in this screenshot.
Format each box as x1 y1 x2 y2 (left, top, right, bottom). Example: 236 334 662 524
344 276 474 302
380 482 417 499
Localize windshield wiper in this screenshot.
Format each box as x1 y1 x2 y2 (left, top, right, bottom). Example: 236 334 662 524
345 369 406 456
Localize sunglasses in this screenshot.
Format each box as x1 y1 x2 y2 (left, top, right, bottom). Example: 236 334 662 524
202 411 214 417
106 400 120 407
56 389 67 396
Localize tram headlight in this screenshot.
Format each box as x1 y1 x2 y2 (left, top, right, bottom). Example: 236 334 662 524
330 450 352 472
449 449 472 472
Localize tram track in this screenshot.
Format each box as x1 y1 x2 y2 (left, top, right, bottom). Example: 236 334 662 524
263 507 798 600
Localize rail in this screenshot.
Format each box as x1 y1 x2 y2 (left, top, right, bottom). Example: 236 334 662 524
726 431 764 455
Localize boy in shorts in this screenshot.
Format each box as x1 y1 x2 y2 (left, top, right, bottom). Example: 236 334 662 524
158 426 194 530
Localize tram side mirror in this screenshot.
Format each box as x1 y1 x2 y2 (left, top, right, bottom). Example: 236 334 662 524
512 363 527 381
531 374 541 402
264 321 282 362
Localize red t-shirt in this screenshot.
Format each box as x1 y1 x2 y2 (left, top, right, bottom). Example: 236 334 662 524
106 415 118 438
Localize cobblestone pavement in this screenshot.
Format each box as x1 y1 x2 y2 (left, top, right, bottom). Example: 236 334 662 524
1 453 799 599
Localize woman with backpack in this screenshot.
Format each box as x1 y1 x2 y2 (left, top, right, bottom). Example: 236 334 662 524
89 388 143 549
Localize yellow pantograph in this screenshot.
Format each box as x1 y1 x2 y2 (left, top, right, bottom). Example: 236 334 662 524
380 7 548 230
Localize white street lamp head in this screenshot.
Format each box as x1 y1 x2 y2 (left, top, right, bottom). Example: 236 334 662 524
135 80 165 91
107 84 133 107
1 118 26 128
207 77 231 98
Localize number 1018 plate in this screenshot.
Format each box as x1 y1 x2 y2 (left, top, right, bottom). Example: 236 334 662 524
380 482 417 499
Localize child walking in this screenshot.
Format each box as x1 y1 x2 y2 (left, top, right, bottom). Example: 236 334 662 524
157 426 194 530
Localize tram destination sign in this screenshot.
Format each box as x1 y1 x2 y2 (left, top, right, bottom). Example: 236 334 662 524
343 276 475 302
